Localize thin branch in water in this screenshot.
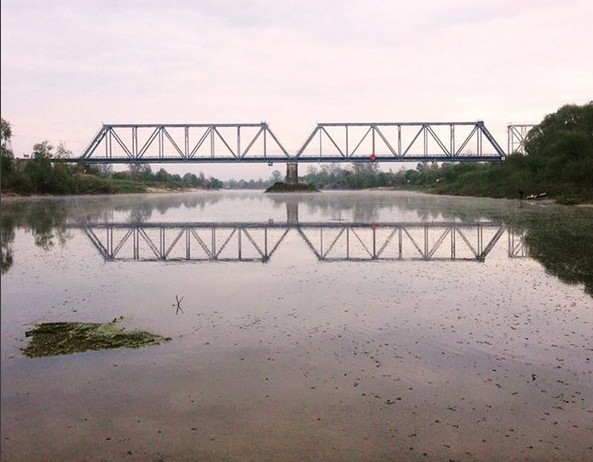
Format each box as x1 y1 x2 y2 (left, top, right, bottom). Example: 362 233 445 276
173 295 184 315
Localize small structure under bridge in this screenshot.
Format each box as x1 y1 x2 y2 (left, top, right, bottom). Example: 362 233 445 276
73 121 510 183
75 220 529 263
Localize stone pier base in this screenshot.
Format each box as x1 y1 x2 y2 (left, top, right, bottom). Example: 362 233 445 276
286 163 298 185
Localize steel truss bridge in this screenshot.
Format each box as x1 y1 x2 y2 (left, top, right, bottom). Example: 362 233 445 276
76 221 528 263
507 124 536 155
76 121 509 165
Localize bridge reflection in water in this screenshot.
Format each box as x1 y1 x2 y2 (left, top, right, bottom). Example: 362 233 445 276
80 220 527 263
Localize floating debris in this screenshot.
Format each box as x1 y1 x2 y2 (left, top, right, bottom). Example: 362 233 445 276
23 319 171 358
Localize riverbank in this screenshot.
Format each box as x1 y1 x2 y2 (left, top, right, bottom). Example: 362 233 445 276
3 178 592 206
357 186 591 206
1 184 215 199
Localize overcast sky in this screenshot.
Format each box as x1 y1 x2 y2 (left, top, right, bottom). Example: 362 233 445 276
2 0 592 179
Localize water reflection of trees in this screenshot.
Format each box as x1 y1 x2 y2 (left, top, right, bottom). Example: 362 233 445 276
508 209 593 296
1 214 15 273
71 193 225 223
0 193 226 273
1 200 72 273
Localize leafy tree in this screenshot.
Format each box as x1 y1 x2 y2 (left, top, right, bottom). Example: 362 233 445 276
182 172 198 187
97 164 113 178
128 163 152 180
55 141 72 159
32 140 54 159
521 101 593 192
270 169 283 183
525 102 593 158
1 118 13 155
1 118 15 187
209 177 223 189
155 168 171 183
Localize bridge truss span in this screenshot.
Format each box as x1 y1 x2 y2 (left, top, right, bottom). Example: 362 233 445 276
81 123 290 164
296 121 506 163
78 121 506 164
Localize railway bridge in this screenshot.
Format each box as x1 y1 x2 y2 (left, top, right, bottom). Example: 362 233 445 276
69 120 529 183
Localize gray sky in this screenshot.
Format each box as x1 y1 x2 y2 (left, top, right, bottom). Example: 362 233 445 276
2 0 592 179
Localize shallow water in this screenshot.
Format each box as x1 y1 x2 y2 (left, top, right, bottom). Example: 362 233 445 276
1 191 592 461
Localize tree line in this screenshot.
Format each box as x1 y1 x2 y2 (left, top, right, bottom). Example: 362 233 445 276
302 101 593 203
0 119 223 195
426 101 593 204
2 101 592 201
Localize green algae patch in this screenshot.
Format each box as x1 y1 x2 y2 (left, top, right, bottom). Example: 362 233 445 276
23 319 171 358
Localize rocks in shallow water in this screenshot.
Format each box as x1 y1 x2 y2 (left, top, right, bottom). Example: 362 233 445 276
23 319 171 357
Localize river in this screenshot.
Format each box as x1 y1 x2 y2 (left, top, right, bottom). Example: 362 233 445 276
1 191 592 461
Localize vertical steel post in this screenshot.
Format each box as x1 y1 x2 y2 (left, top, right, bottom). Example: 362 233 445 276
450 124 455 157
423 125 428 157
107 128 112 159
159 127 163 159
132 126 137 159
210 126 215 159
507 126 512 156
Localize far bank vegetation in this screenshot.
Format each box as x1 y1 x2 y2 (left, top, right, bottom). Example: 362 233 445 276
2 102 592 203
0 123 223 196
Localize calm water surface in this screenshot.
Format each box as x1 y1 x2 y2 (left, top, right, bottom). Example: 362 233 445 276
1 191 592 462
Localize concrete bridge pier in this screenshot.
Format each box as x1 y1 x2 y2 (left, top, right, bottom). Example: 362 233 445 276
286 163 298 185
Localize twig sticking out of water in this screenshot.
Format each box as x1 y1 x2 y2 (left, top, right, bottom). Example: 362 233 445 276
173 295 184 315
